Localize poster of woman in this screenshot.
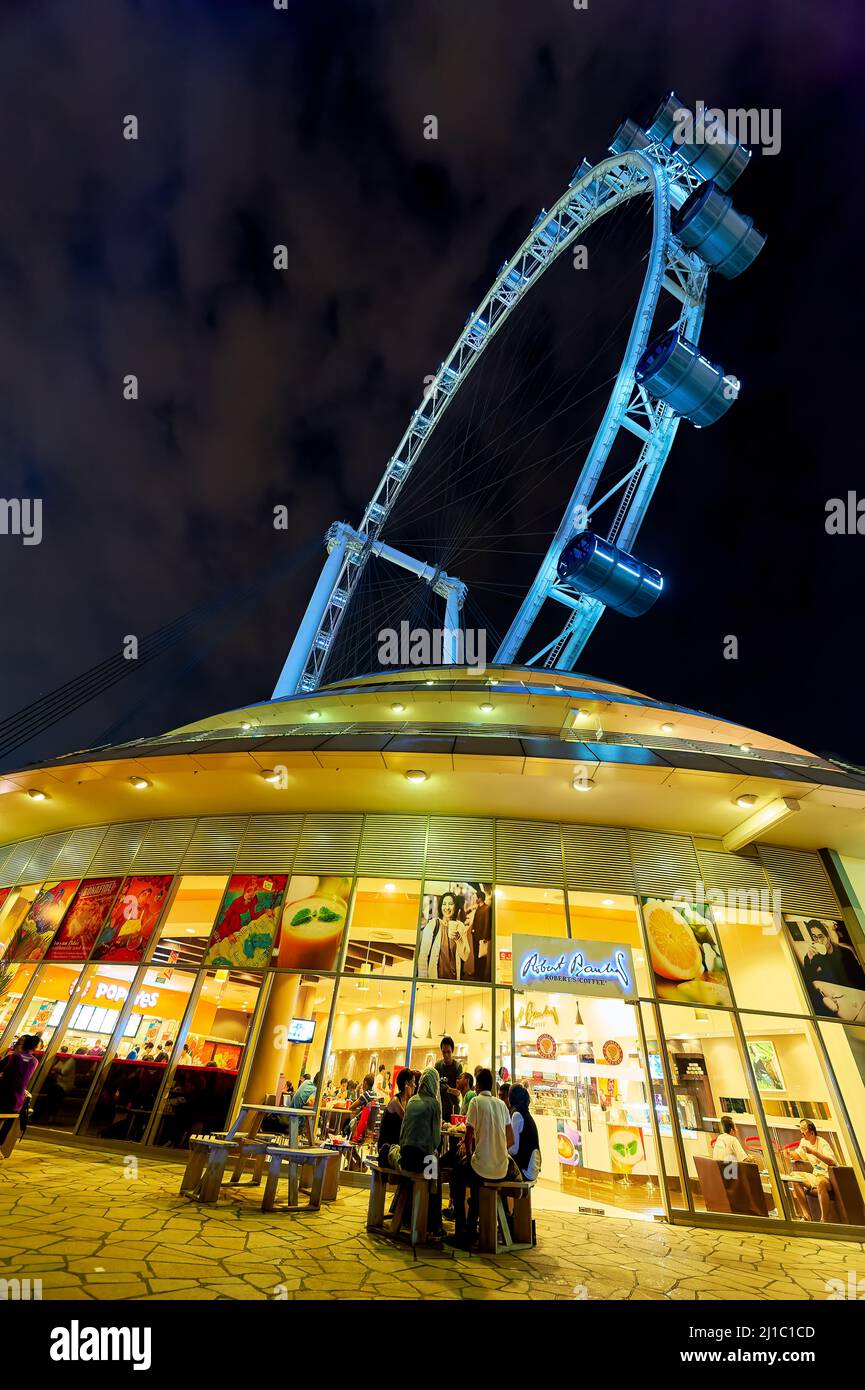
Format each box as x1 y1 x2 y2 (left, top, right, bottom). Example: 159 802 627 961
783 915 865 1021
204 874 287 969
91 874 173 962
5 880 79 963
417 881 493 980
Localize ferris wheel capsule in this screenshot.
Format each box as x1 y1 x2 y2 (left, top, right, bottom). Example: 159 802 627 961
677 114 751 191
673 180 766 279
635 329 739 426
646 91 690 146
609 118 651 155
557 532 663 617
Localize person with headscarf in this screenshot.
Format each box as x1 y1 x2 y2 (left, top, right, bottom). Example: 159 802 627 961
507 1084 541 1181
393 1066 444 1236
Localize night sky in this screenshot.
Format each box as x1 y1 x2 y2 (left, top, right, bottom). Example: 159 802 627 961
1 0 863 769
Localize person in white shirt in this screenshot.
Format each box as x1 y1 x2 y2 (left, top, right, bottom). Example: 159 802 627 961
445 1067 513 1249
792 1120 837 1221
712 1115 753 1169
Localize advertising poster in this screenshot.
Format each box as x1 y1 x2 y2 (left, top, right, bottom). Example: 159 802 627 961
608 1124 645 1175
276 875 351 971
417 881 493 980
747 1039 785 1092
204 873 288 969
45 878 122 962
7 880 80 964
640 896 732 1008
556 1119 583 1166
783 915 865 1023
91 874 173 963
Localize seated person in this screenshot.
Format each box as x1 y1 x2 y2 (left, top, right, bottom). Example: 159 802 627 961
712 1115 754 1168
343 1074 376 1138
791 1119 838 1221
447 1067 513 1249
378 1068 415 1166
396 1067 443 1235
507 1084 541 1181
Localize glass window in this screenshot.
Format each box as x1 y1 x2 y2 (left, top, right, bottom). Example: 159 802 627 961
82 967 198 1141
320 976 412 1137
0 963 37 1043
151 875 227 968
638 1003 685 1213
494 885 566 984
274 874 352 972
91 875 174 963
31 964 138 1131
1 881 79 964
639 896 733 1009
202 873 289 969
568 891 652 995
781 915 865 1022
819 1022 865 1218
410 983 493 1086
342 878 419 976
240 972 335 1116
658 1003 781 1219
741 1012 865 1226
45 878 124 962
711 905 808 1014
418 881 493 983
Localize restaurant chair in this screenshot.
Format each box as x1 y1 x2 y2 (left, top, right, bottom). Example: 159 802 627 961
693 1155 771 1218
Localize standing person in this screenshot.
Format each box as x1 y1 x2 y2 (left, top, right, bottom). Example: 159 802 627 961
507 1085 541 1181
435 1035 462 1123
374 1065 388 1099
378 1067 415 1166
0 1035 41 1145
713 1115 753 1167
791 1120 838 1221
498 1082 511 1107
446 1067 513 1249
398 1067 443 1237
456 1070 475 1116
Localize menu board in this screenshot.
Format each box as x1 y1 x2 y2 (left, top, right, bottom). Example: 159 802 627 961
7 880 80 964
46 878 122 962
203 874 288 969
91 874 173 962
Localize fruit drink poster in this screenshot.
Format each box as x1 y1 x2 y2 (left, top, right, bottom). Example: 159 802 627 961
276 875 351 971
640 897 732 1008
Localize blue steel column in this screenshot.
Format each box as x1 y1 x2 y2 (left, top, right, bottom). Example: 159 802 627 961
272 525 353 698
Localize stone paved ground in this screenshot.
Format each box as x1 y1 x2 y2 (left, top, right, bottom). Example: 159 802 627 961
1 1139 864 1301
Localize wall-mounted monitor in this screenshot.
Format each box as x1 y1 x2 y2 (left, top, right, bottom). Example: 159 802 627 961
287 1018 316 1043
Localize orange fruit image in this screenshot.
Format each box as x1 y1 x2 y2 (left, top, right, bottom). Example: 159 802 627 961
557 1133 575 1160
643 900 702 981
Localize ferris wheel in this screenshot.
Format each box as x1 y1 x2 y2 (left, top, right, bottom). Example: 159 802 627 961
273 92 766 697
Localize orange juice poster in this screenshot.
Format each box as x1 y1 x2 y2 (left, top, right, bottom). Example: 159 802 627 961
46 878 122 962
204 874 288 969
8 880 80 963
277 875 350 971
640 896 732 1008
91 874 173 962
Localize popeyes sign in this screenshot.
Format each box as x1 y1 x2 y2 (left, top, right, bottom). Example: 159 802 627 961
76 979 160 1010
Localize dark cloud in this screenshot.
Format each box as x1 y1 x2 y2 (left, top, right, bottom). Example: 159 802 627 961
0 0 862 764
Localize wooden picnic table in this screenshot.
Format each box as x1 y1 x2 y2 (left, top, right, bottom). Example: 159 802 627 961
225 1102 316 1148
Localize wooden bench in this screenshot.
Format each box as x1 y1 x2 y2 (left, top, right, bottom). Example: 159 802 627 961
262 1146 332 1213
365 1160 433 1254
299 1149 341 1202
477 1178 536 1254
180 1136 237 1203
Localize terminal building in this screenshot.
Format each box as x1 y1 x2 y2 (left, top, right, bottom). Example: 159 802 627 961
1 664 864 1235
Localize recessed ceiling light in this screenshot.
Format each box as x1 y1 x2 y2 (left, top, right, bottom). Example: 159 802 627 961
740 743 752 753
576 708 590 720
27 788 48 801
602 898 615 907
425 680 435 686
383 883 396 892
736 794 757 809
405 769 429 783
307 709 322 720
129 776 150 790
660 722 674 734
240 721 252 731
480 702 494 713
261 769 283 785
391 703 405 713
572 779 593 792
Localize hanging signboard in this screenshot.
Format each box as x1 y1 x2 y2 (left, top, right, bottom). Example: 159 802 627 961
512 935 636 999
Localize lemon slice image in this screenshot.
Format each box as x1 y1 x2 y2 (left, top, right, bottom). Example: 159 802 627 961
643 899 702 981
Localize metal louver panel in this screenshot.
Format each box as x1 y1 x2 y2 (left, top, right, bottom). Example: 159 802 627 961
628 830 700 899
294 814 363 874
52 826 107 879
697 848 769 896
131 818 196 873
563 824 635 893
756 844 840 917
0 841 14 883
90 821 149 875
495 819 564 887
358 815 427 877
0 837 43 887
235 815 303 872
425 817 494 881
17 831 73 884
181 816 249 873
